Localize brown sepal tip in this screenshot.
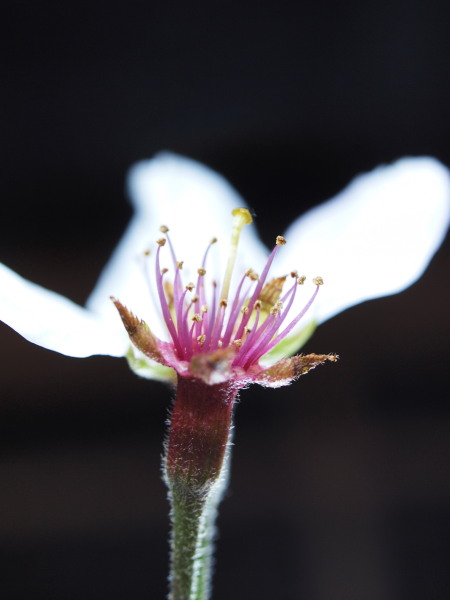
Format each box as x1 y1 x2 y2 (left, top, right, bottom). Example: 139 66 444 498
110 297 164 364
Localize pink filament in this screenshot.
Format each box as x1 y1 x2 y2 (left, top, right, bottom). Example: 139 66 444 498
154 236 319 367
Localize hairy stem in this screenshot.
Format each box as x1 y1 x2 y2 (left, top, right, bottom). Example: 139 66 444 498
164 376 238 600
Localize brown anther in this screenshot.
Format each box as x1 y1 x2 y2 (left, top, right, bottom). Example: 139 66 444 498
254 300 262 310
290 270 298 278
176 261 184 270
276 235 287 246
186 283 195 292
233 339 242 348
197 334 206 344
197 268 206 276
156 238 166 247
192 314 202 323
159 225 169 234
297 276 306 285
244 327 252 335
245 268 259 281
220 299 228 308
313 276 324 286
241 306 249 314
210 237 218 244
270 306 279 316
161 268 168 275
191 295 199 303
201 305 208 313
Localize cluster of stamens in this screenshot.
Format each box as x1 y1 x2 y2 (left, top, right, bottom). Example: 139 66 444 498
151 208 323 371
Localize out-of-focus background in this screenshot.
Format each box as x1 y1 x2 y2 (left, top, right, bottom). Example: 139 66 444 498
1 2 449 599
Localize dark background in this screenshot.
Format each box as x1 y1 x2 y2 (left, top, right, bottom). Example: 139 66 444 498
1 1 449 599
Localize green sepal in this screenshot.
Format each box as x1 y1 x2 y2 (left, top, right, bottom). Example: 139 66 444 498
125 346 176 383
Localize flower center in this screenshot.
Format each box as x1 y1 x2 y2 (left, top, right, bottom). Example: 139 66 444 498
153 208 322 370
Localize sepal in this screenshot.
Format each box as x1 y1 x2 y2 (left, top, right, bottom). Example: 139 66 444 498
111 297 165 364
256 352 338 388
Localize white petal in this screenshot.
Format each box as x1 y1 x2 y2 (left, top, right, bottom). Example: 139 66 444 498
87 152 269 334
0 263 128 358
277 157 450 325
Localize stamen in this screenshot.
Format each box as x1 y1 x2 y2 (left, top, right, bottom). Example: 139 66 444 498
159 225 169 234
298 276 306 285
198 268 206 276
233 242 283 341
156 238 166 246
313 276 324 285
220 207 253 302
276 235 286 246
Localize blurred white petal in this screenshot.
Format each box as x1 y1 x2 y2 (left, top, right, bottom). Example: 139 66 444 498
0 263 128 358
277 157 450 325
87 152 269 334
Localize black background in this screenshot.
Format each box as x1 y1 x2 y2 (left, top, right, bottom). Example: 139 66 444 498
1 1 449 599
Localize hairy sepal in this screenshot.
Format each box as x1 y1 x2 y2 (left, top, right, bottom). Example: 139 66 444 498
257 353 338 388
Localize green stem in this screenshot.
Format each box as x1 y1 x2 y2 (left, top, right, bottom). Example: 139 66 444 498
163 376 238 600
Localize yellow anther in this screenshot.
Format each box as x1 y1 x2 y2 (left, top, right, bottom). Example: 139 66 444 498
197 268 206 276
241 306 249 314
276 235 286 246
192 314 202 323
156 238 166 247
233 339 242 347
313 276 324 286
201 305 208 313
144 249 151 256
297 276 306 285
210 237 218 244
270 306 280 316
197 334 206 344
176 261 184 270
159 225 169 233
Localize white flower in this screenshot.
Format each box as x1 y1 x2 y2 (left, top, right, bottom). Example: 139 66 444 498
1 153 449 381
